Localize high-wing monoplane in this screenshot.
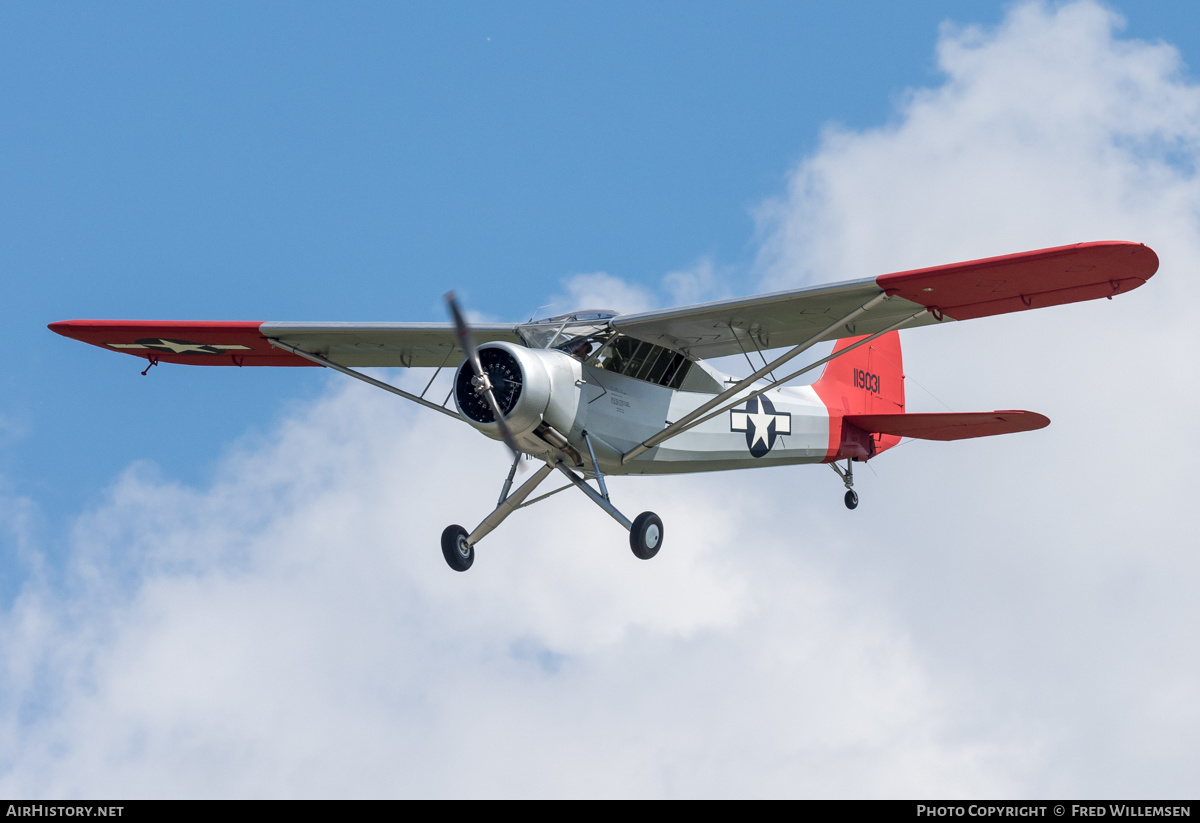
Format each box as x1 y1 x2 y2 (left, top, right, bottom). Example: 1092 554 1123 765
50 241 1158 571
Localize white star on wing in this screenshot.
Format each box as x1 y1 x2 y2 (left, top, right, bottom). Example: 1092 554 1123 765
150 339 217 354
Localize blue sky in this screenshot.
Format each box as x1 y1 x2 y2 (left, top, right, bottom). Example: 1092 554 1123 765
3 1 1200 798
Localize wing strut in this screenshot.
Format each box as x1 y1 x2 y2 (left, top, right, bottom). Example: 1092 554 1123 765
621 305 928 463
268 338 462 420
662 307 927 442
620 292 895 463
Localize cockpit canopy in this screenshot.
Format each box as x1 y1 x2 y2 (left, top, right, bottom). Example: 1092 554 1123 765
516 310 618 354
515 309 718 392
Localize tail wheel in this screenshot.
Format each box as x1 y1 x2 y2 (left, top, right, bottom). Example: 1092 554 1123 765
844 489 859 510
630 511 664 560
441 525 474 572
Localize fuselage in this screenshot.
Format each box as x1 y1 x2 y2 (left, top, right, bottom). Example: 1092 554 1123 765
575 360 831 475
456 339 839 477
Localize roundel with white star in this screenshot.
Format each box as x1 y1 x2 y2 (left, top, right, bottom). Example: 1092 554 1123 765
730 395 791 458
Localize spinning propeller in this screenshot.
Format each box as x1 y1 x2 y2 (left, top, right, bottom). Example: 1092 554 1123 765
445 291 522 458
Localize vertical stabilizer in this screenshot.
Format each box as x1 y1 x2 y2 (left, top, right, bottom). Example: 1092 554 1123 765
811 331 905 461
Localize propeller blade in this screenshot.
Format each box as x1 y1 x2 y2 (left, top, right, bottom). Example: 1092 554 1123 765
445 291 522 458
446 291 484 375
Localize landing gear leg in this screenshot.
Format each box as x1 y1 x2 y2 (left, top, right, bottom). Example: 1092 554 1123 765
440 438 667 570
830 459 859 510
555 459 664 561
441 462 554 571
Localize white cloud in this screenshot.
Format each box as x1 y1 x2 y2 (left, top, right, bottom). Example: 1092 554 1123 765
4 0 1200 798
661 258 732 307
551 259 731 319
552 272 658 316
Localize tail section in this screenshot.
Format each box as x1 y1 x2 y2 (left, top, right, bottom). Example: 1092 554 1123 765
811 331 905 462
812 330 1051 460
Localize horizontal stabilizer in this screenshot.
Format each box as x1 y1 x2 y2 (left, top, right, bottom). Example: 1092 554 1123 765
844 410 1050 442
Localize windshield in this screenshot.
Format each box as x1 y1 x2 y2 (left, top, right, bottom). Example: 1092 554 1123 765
517 310 618 352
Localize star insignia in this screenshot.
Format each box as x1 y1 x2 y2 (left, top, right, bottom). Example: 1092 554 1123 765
730 395 791 458
106 339 252 355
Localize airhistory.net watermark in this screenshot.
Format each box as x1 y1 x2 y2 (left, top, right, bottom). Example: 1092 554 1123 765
5 807 123 817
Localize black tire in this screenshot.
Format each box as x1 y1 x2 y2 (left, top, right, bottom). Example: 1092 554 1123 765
844 489 859 510
441 525 474 572
630 511 664 560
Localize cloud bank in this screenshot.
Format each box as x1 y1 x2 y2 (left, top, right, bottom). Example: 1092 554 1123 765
3 1 1199 797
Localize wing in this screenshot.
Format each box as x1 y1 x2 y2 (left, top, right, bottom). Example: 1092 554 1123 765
51 242 1157 366
47 320 522 368
611 241 1158 357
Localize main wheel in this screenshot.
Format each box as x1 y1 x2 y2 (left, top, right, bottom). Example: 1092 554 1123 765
630 511 664 560
844 489 859 510
441 524 474 572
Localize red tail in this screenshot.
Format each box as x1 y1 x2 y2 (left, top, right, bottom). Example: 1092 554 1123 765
812 331 1052 457
811 331 905 462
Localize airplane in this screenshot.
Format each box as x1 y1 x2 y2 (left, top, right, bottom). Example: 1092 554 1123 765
49 240 1158 571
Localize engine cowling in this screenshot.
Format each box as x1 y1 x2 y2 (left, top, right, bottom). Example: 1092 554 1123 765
453 342 581 446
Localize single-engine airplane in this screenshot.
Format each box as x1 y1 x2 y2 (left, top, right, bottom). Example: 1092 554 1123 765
50 241 1158 571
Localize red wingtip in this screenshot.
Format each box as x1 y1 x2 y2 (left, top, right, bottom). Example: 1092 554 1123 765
876 241 1159 321
46 320 313 367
